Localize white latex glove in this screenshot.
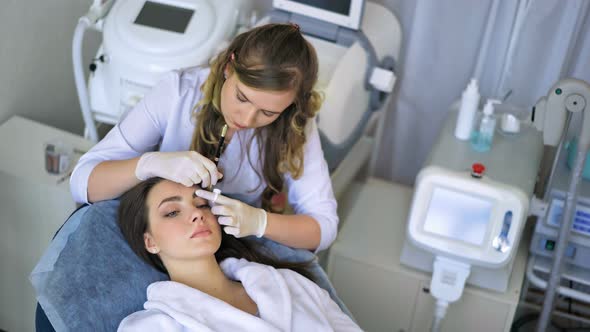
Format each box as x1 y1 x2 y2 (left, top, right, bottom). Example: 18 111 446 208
195 189 268 238
135 151 221 188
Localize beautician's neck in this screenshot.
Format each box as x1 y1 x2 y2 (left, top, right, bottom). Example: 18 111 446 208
166 256 234 297
225 128 237 142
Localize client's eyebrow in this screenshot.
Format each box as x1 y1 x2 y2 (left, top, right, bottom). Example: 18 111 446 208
158 196 182 208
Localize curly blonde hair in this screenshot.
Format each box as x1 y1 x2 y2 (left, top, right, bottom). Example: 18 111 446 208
189 23 322 210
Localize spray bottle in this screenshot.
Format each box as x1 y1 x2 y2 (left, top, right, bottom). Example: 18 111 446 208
454 79 480 140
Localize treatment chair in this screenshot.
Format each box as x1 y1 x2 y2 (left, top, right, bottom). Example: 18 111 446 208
32 200 350 331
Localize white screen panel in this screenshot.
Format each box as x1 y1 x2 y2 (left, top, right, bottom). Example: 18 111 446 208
423 187 493 246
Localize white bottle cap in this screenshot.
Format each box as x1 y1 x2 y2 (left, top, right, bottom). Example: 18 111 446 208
463 79 480 100
467 79 479 93
501 114 521 133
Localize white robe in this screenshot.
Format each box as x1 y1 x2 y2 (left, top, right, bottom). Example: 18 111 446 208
118 258 361 332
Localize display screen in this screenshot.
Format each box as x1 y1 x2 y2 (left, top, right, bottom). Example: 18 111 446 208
548 197 590 236
291 0 351 15
423 187 493 246
134 1 194 33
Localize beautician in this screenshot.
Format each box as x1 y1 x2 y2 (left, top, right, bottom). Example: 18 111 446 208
70 23 338 253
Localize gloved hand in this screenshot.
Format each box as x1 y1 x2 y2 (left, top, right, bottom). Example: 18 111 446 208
135 151 221 188
195 189 268 238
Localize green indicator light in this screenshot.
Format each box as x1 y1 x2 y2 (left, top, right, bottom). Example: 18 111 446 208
556 88 562 95
545 240 555 251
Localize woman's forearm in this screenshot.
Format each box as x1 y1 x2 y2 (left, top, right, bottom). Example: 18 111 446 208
87 158 142 203
263 213 321 250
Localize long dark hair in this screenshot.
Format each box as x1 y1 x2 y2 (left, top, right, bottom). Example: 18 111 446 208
117 177 314 281
190 23 321 211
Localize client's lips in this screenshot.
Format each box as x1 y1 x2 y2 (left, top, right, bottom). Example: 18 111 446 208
190 227 212 238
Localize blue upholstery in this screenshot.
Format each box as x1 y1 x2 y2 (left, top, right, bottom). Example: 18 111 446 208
30 201 167 331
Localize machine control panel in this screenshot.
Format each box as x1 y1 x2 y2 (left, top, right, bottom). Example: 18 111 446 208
547 196 590 236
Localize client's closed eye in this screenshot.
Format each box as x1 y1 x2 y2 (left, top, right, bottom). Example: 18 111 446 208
164 210 180 218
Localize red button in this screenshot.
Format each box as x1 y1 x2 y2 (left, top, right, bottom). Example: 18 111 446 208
472 163 485 178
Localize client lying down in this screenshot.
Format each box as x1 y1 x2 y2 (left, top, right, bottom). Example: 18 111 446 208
117 177 361 331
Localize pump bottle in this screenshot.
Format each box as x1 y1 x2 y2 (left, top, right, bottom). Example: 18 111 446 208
471 99 501 152
454 79 480 140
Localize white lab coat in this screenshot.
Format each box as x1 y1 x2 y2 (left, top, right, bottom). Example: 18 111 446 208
70 67 338 251
118 258 361 332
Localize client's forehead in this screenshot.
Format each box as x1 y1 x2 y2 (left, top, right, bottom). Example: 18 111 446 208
155 179 187 192
148 180 202 205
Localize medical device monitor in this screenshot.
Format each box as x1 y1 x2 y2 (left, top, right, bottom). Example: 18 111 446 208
134 1 194 33
423 187 493 246
407 166 528 267
547 195 590 236
291 0 350 15
273 0 364 30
